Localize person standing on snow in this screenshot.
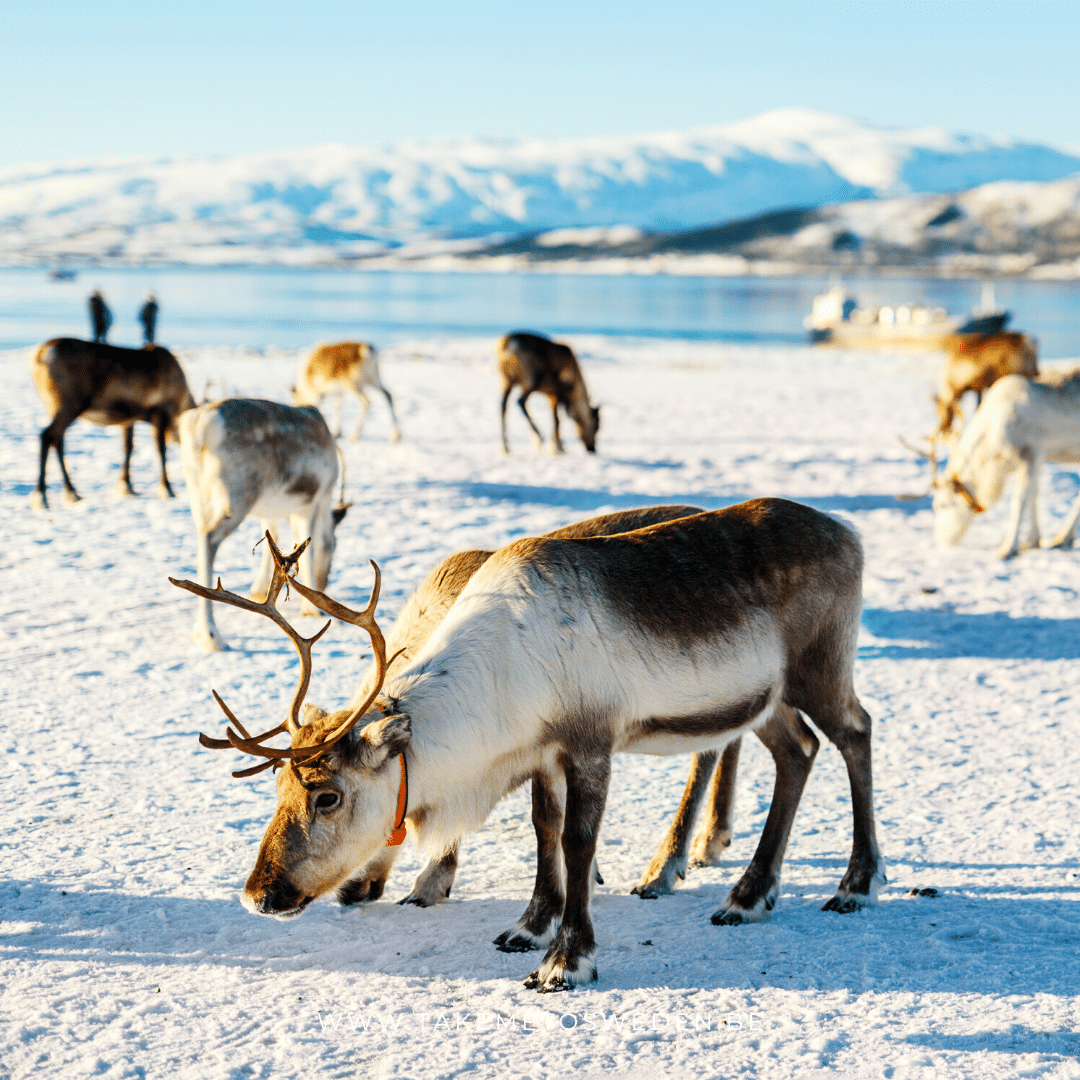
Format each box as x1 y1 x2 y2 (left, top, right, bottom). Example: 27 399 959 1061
89 291 112 343
139 293 158 345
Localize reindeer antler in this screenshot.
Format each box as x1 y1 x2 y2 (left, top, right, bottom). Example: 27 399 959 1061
895 434 942 501
169 533 388 777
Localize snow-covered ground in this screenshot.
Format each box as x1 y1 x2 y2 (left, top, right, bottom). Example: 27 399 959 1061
2 337 1079 1079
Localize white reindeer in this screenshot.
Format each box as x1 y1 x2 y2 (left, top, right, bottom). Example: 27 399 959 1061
173 499 884 993
177 399 349 651
294 342 401 442
933 369 1080 558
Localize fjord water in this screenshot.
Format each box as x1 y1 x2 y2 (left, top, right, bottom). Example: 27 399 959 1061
1 266 1078 356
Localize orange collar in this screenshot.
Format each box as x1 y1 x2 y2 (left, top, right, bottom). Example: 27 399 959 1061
386 753 408 847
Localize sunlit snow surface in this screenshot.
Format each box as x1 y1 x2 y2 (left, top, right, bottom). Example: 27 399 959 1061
2 338 1079 1078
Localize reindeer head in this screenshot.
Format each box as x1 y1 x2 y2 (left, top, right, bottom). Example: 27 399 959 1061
170 535 410 917
933 472 989 546
897 434 989 546
574 403 600 453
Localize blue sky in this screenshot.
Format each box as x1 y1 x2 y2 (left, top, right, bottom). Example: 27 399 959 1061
2 0 1077 165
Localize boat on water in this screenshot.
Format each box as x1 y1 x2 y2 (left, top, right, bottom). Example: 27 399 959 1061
806 282 1009 349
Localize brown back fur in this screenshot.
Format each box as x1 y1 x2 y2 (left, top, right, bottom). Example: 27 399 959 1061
32 338 195 430
937 332 1038 437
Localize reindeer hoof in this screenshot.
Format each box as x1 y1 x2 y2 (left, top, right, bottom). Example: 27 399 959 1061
30 491 48 511
822 896 861 914
62 488 82 505
338 877 385 905
524 946 598 992
193 630 227 653
493 930 540 953
711 909 746 926
398 893 438 908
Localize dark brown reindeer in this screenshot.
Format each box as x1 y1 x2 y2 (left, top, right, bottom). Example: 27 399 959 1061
498 332 600 454
340 506 827 920
174 499 884 992
30 337 196 509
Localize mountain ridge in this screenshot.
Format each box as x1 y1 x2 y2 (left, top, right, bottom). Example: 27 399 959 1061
2 109 1078 270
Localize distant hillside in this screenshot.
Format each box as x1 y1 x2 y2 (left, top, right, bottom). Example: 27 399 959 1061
448 175 1080 279
2 109 1078 271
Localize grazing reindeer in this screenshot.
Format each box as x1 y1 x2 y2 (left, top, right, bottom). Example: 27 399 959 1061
935 333 1038 442
498 332 600 454
174 499 884 992
177 399 349 651
294 343 400 442
341 505 710 907
933 369 1080 558
30 337 196 509
340 506 827 916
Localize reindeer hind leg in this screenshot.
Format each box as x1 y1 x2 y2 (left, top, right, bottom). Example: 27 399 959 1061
633 749 720 898
399 845 458 906
711 707 818 925
118 424 137 497
690 739 742 868
153 413 175 498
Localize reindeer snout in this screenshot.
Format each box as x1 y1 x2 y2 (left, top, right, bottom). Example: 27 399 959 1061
242 877 311 918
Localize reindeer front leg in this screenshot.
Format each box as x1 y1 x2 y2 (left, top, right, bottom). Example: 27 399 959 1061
549 399 564 454
250 521 281 601
495 771 567 952
524 749 610 992
998 451 1039 559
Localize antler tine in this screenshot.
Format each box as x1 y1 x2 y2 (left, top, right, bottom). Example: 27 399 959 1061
170 533 327 738
275 559 389 756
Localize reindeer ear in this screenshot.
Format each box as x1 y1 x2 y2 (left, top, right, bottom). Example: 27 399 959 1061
301 703 329 726
355 712 412 770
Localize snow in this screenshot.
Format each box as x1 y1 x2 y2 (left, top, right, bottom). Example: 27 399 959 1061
2 336 1080 1078
2 110 1079 267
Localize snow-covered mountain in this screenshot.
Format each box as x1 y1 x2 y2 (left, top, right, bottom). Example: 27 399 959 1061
2 109 1078 267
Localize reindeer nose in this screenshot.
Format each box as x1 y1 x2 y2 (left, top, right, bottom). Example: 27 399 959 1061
243 878 308 916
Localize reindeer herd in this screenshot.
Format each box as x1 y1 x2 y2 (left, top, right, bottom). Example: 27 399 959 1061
24 322 1080 992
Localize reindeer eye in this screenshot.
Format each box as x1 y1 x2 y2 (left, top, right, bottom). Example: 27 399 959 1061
315 792 340 811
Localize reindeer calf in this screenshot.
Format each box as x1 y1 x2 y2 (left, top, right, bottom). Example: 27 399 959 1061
178 399 348 651
294 343 400 442
30 337 195 509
